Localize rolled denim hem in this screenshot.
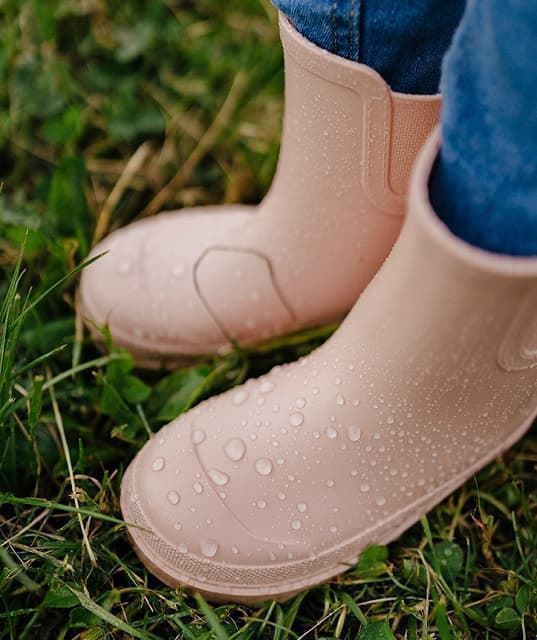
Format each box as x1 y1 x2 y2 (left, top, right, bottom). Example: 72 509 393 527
270 0 464 94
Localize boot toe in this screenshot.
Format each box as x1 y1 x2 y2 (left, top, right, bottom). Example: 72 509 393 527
79 206 254 362
121 409 316 602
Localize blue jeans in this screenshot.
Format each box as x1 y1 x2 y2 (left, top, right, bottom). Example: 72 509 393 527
271 0 537 256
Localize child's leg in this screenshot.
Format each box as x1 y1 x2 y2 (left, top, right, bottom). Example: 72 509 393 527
430 0 537 256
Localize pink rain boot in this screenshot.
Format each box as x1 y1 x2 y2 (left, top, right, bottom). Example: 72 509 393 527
80 16 440 368
120 129 537 603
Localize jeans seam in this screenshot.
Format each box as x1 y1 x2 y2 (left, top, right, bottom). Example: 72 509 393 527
350 0 355 61
355 0 362 62
332 2 337 57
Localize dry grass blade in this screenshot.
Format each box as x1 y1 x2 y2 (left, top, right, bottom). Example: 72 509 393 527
138 70 248 219
47 370 97 567
93 141 153 244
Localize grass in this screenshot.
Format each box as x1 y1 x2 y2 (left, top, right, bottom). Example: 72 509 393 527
0 1 535 638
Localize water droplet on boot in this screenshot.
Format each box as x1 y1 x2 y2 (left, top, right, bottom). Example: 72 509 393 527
259 380 275 393
193 482 204 494
192 429 206 445
233 390 249 406
295 397 307 409
297 502 307 513
347 425 362 442
326 426 338 439
178 543 188 553
289 412 304 427
116 261 132 276
336 394 345 406
200 539 219 558
254 458 273 476
167 490 180 505
224 437 246 462
151 457 165 472
291 519 302 530
172 263 185 278
360 484 370 493
207 468 229 486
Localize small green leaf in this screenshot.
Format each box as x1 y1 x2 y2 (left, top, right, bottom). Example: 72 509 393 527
494 607 520 632
101 379 137 422
156 367 212 421
487 596 514 620
402 558 427 587
357 544 389 578
120 375 151 404
357 619 395 640
433 541 463 581
515 585 531 614
42 583 79 609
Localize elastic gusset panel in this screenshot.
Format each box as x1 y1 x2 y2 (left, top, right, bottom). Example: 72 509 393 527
389 96 441 196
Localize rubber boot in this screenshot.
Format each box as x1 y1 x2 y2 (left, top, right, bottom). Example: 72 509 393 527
120 129 537 603
80 15 440 368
